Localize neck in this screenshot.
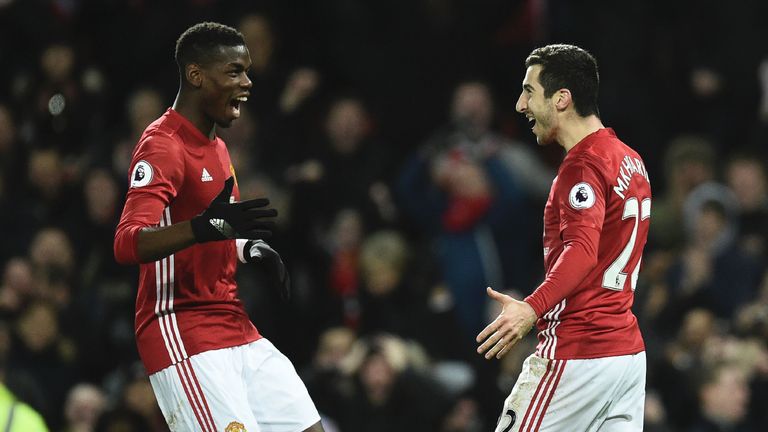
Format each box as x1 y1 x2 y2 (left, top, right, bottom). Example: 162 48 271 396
172 90 216 139
558 114 604 152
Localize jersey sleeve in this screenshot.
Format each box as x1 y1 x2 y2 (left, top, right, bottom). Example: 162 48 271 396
525 226 600 316
525 156 607 316
114 135 185 264
556 156 607 232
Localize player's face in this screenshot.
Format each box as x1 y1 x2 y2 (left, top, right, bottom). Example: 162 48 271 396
516 65 558 145
200 45 252 128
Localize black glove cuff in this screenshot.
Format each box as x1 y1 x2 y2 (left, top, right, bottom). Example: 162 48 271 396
190 216 209 243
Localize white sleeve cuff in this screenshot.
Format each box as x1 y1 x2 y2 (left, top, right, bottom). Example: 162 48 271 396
236 238 249 263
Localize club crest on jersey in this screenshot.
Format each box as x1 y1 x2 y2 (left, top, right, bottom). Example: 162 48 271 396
225 421 246 432
130 160 153 188
569 182 596 210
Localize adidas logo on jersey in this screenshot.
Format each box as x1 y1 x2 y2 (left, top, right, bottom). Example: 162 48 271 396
201 168 213 182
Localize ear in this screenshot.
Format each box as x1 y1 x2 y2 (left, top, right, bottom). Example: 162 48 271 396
185 63 203 88
554 89 572 112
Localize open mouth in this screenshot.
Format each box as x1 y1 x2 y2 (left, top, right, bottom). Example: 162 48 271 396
228 95 248 118
527 116 536 130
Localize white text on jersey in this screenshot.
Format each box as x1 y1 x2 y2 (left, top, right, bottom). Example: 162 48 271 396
612 155 649 200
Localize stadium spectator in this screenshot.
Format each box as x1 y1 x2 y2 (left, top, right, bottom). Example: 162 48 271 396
332 334 452 432
0 354 49 431
397 81 527 340
724 154 768 258
689 363 755 432
62 383 106 432
648 135 716 252
665 185 763 321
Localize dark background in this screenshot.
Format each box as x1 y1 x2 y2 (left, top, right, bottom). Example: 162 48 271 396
1 1 767 431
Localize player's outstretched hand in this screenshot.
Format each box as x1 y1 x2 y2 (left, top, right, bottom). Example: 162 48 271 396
243 240 290 302
190 177 277 243
476 287 538 360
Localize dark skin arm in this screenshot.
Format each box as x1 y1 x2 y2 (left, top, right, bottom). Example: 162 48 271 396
136 221 196 263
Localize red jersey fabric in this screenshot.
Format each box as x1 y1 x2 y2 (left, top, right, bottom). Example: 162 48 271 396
524 128 651 360
114 108 261 374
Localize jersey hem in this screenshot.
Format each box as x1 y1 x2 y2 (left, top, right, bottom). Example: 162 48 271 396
544 346 645 360
141 334 263 375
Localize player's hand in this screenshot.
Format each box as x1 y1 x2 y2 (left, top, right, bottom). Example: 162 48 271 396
243 240 290 302
476 287 538 360
190 177 277 243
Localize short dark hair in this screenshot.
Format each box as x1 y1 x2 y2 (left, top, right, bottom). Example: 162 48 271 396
525 44 600 117
175 22 246 75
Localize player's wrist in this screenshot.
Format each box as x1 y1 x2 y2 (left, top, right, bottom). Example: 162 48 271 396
189 214 207 242
521 300 539 322
190 213 227 243
522 298 543 320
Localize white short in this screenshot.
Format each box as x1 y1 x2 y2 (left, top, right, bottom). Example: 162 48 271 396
495 352 646 432
149 339 320 432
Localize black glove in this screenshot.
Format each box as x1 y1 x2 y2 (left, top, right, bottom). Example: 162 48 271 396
190 177 276 243
243 239 290 302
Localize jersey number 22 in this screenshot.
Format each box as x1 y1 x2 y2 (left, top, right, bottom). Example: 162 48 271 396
602 197 651 291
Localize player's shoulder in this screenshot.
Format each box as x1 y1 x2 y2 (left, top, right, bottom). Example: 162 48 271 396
590 129 641 159
128 123 185 186
135 117 185 157
558 139 623 189
562 144 606 175
574 132 642 170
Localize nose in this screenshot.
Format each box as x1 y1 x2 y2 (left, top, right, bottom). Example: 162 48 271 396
515 92 527 113
241 73 252 89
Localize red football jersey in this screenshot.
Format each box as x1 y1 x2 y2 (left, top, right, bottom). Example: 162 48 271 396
524 128 650 359
114 108 260 374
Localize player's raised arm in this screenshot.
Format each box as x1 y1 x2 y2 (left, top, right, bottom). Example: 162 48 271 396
134 221 197 264
114 136 186 265
118 177 276 263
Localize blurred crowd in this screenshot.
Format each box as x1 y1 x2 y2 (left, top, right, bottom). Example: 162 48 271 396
1 1 768 431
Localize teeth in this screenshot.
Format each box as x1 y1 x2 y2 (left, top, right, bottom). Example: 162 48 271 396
236 96 248 102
